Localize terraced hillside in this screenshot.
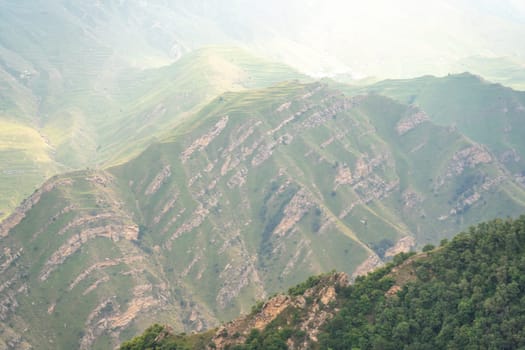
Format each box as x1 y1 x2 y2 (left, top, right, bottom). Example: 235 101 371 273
0 44 304 222
2 82 525 349
1 1 314 221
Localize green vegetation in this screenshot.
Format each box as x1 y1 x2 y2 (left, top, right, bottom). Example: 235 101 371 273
344 73 525 175
120 324 214 350
0 0 308 221
2 3 525 349
287 274 324 296
319 216 525 349
129 216 525 350
0 44 305 221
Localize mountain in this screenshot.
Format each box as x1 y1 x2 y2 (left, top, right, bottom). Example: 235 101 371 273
2 79 525 349
120 215 525 349
2 0 524 221
1 2 525 349
0 44 304 221
344 72 525 176
1 0 315 221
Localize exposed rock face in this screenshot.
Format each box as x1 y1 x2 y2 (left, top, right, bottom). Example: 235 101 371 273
446 145 492 177
385 236 415 258
56 212 118 236
354 156 371 179
153 191 179 224
0 177 72 237
352 254 382 279
210 272 349 350
68 256 144 291
216 254 264 309
3 82 525 350
145 165 171 195
109 294 159 329
334 166 353 187
0 248 22 274
39 224 139 281
167 203 210 244
253 294 292 330
402 190 423 209
273 189 314 236
227 166 248 188
251 141 277 167
450 192 482 215
276 101 292 112
396 109 429 135
181 115 229 162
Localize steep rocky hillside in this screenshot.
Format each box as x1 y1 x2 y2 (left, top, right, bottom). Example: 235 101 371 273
122 216 525 349
2 82 525 349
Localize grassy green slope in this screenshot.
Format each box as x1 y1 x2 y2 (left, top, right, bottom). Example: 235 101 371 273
453 56 525 91
357 93 525 243
0 46 305 221
2 82 525 349
345 73 525 175
0 1 308 221
96 46 306 167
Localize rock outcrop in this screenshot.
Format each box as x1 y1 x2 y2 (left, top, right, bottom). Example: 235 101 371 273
0 177 72 238
210 272 349 350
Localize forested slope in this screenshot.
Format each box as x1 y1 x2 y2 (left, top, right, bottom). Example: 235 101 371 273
121 216 525 349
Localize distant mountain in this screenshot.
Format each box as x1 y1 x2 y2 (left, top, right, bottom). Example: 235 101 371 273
344 72 525 176
0 1 310 221
121 216 525 349
2 79 525 349
0 44 304 221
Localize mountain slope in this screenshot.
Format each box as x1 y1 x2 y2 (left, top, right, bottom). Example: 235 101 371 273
0 45 305 221
2 1 524 222
0 0 311 221
345 73 525 175
247 216 525 350
122 215 525 349
2 82 525 349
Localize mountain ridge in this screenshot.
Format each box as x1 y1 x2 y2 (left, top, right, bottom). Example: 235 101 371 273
2 78 525 349
0 45 305 221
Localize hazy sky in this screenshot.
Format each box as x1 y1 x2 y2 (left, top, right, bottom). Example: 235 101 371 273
3 0 524 79
174 0 525 77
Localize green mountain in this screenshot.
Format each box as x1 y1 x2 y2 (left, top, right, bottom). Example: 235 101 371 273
344 72 525 176
121 215 525 349
1 2 525 349
0 1 313 221
0 44 304 221
2 0 524 221
2 80 525 349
